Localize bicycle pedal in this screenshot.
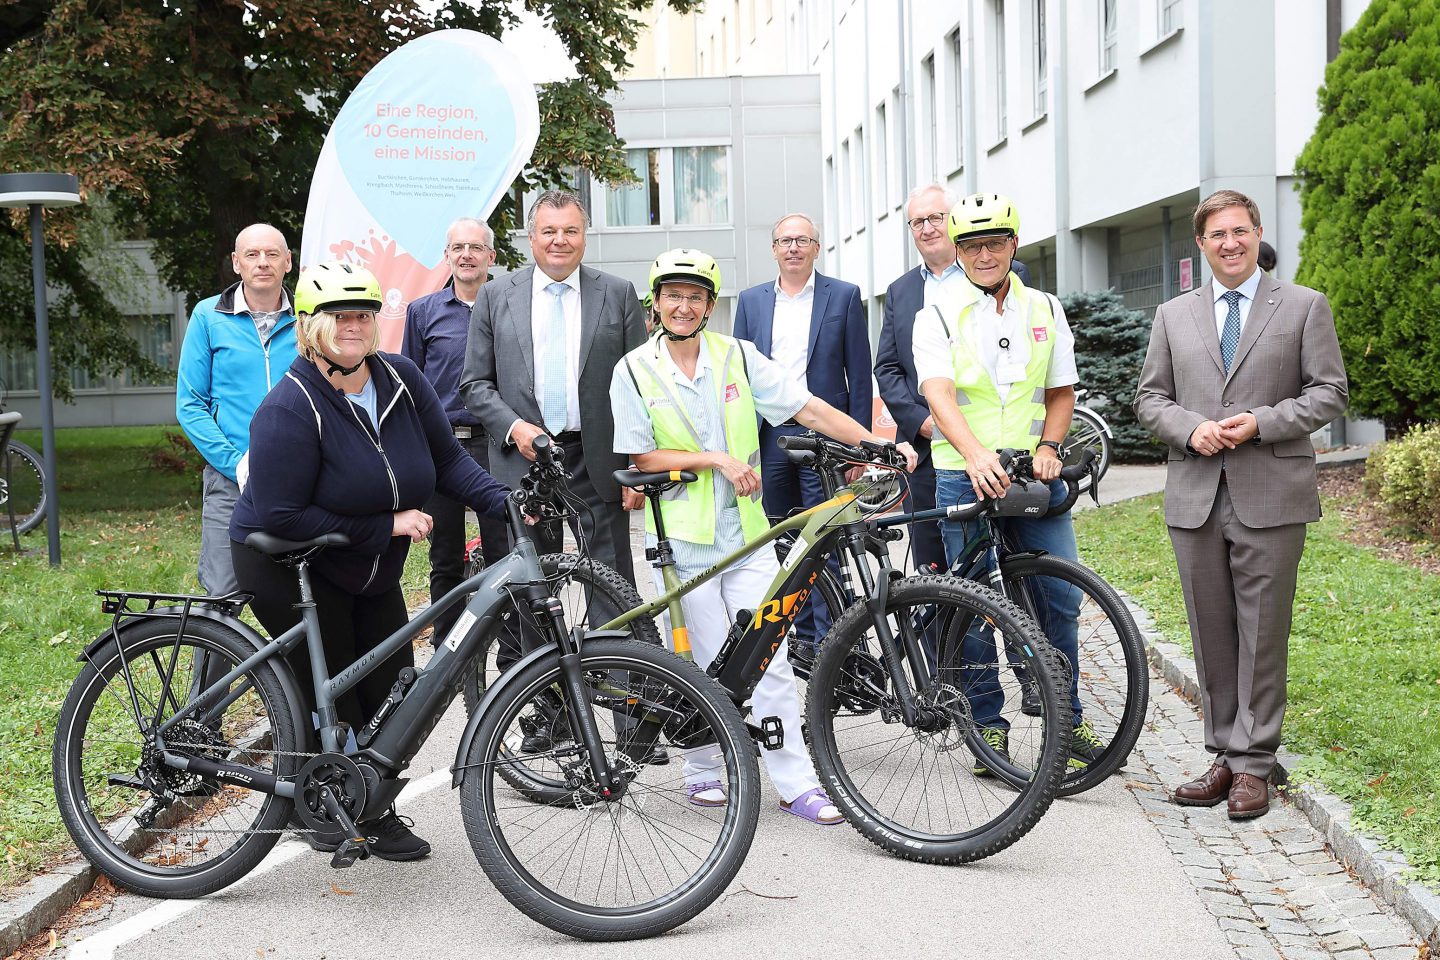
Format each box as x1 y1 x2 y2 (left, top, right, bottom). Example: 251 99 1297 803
330 836 369 869
758 716 785 751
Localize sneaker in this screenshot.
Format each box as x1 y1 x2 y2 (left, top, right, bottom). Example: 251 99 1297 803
519 696 572 754
972 727 1010 777
1019 678 1042 717
1068 718 1107 769
288 812 341 853
361 808 431 862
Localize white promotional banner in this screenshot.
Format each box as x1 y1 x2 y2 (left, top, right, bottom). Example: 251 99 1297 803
301 30 540 350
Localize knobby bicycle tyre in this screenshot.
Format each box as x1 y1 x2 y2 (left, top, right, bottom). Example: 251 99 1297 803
1000 554 1149 796
806 575 1070 864
459 638 759 941
53 617 300 898
1 438 46 535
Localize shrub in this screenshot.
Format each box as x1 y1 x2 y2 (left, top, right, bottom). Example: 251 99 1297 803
1061 289 1164 463
144 429 206 477
1363 423 1440 540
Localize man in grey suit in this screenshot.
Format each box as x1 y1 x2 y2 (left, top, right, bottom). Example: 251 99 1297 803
460 189 646 584
1134 189 1347 820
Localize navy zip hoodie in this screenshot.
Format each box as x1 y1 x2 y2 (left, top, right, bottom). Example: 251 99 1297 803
230 352 510 596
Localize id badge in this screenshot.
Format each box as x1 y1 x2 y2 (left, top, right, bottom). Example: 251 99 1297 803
995 359 1027 384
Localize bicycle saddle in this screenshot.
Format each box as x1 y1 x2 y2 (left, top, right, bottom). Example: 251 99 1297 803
613 468 697 493
244 531 352 558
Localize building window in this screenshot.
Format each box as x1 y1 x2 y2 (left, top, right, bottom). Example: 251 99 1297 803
824 154 837 245
124 315 177 388
1159 0 1182 34
874 101 888 214
1032 0 1047 117
992 0 1007 140
606 148 660 227
1100 0 1118 73
921 54 937 181
839 138 851 235
949 28 964 168
673 146 730 224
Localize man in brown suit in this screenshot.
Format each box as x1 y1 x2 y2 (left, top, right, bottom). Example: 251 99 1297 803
1134 189 1348 820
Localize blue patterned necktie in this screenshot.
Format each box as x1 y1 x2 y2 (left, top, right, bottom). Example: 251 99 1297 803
1220 290 1243 373
541 282 569 434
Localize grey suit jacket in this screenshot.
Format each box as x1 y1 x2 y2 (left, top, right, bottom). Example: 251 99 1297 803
1133 276 1348 530
459 264 645 501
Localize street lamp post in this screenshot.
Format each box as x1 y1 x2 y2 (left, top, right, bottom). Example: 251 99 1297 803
0 172 83 566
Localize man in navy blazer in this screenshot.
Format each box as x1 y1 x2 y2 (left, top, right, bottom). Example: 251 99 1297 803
733 212 871 657
876 185 1031 573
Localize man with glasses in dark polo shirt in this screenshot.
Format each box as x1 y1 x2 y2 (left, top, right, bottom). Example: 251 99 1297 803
402 217 508 643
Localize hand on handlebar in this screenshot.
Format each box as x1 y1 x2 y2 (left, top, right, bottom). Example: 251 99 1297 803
393 508 434 542
713 452 762 497
964 447 1011 501
1031 445 1063 482
895 442 919 473
511 421 548 462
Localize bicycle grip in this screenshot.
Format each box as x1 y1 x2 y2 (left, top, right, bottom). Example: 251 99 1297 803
777 434 820 453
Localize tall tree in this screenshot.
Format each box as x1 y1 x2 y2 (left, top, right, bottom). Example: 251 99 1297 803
0 0 697 396
1294 0 1440 433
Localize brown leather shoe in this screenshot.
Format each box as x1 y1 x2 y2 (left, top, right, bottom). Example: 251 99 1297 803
1227 773 1270 820
1173 763 1232 807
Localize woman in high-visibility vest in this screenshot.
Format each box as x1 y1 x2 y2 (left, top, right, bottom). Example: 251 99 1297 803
610 248 915 825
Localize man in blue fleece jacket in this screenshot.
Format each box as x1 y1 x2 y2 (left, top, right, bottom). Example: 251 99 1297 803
175 223 298 595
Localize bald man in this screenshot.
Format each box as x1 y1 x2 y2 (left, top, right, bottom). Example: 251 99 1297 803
176 223 299 595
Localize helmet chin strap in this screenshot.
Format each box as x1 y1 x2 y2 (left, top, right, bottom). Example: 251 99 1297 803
980 275 1010 298
320 352 365 377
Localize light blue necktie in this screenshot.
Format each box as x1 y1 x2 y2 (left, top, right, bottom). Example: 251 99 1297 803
541 282 569 434
1220 290 1243 374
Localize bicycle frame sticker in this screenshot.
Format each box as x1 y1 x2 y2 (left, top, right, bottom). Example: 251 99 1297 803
782 535 808 570
442 608 479 651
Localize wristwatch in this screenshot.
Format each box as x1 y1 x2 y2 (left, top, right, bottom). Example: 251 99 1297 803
1037 440 1063 454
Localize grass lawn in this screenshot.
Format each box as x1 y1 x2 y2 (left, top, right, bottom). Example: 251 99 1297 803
1075 493 1440 884
0 426 428 890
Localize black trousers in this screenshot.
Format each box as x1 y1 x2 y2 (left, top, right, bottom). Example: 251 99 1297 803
532 434 635 587
230 542 412 738
425 432 510 640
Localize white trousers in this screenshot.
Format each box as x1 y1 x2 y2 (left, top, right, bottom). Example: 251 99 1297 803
654 546 820 803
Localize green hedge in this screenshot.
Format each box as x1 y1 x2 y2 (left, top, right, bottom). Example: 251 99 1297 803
1364 423 1440 540
1062 289 1164 463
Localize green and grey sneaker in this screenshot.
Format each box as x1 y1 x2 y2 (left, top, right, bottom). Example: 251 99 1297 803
1068 718 1107 769
971 727 1010 777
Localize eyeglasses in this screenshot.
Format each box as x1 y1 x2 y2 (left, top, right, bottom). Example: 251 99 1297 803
1202 227 1255 244
956 237 1013 257
659 292 709 308
448 242 492 254
907 213 947 232
772 236 818 249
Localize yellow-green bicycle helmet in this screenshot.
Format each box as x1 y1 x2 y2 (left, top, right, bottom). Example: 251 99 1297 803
947 193 1021 244
294 261 383 316
648 248 721 297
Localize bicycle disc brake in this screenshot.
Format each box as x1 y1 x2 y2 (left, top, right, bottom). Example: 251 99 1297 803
294 753 368 834
914 683 972 752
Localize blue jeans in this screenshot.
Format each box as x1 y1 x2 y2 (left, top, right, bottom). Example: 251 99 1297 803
935 469 1083 730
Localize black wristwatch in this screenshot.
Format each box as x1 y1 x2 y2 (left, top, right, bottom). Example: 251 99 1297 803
1037 440 1063 454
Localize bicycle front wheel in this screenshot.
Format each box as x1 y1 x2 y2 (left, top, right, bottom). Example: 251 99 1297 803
1000 554 1149 796
1 439 46 535
460 638 759 941
806 575 1070 864
52 617 300 898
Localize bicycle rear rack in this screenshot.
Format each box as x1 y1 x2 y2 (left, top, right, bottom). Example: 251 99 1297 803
97 589 252 618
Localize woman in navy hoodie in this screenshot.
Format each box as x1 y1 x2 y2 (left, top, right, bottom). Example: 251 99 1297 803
229 261 509 861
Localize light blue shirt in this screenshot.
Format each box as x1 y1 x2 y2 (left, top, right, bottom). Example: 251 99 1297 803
345 377 379 432
611 335 810 575
1211 268 1263 340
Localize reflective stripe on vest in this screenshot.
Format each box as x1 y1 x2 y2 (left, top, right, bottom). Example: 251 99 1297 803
625 331 770 545
931 284 1057 471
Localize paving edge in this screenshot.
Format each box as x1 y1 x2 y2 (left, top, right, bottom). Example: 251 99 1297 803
0 858 95 957
1120 589 1440 952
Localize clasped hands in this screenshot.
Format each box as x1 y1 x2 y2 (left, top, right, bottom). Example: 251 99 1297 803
1189 413 1258 457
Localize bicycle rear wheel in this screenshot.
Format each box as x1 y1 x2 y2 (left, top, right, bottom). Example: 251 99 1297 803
806 575 1070 864
1 439 46 535
52 617 299 898
1064 407 1112 494
1000 554 1149 796
460 638 759 941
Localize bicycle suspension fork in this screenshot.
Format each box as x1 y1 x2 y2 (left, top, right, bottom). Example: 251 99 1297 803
842 525 929 727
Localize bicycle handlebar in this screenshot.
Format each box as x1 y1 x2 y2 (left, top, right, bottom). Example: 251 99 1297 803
777 432 908 469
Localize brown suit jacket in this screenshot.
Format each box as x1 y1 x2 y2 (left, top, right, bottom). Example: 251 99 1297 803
1133 276 1348 529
